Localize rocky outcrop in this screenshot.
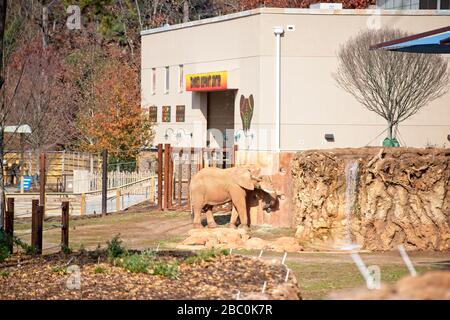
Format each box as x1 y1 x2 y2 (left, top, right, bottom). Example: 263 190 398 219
292 148 450 251
179 228 303 252
328 271 450 300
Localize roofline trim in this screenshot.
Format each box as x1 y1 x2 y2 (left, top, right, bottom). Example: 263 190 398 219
140 8 450 36
370 26 450 50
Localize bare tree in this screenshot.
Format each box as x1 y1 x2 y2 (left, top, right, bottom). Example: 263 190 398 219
334 28 449 141
183 0 189 23
0 0 7 230
0 0 31 229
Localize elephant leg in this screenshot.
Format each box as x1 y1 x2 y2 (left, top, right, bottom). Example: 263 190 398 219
205 208 217 228
229 205 238 228
192 204 204 228
232 196 249 230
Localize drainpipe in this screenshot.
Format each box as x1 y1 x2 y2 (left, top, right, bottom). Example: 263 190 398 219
273 26 284 152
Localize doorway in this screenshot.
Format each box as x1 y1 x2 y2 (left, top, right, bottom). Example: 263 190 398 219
206 90 236 149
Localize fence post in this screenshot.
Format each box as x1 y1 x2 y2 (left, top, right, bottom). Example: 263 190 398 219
157 144 163 211
101 149 108 216
5 198 14 253
150 176 155 203
116 189 121 211
199 148 204 170
80 193 86 216
163 144 170 210
39 153 46 218
61 201 69 250
31 199 43 254
178 149 183 207
232 144 238 167
168 145 174 209
187 148 193 208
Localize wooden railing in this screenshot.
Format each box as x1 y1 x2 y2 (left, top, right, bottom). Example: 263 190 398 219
6 175 157 217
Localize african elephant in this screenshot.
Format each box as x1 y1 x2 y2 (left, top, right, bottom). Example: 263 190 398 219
189 166 281 228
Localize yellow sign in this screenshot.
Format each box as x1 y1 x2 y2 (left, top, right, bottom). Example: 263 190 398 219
186 71 227 91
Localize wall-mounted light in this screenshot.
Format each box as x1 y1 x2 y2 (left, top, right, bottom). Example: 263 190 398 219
325 133 335 142
164 128 174 140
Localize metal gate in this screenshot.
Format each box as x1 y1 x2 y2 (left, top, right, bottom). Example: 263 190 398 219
157 144 238 211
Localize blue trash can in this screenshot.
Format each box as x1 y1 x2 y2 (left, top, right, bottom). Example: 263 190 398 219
20 176 32 191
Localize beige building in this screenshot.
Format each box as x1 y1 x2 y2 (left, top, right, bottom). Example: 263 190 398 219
141 8 450 151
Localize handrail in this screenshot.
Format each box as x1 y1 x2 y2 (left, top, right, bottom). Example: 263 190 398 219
82 176 155 195
170 146 235 153
5 175 157 197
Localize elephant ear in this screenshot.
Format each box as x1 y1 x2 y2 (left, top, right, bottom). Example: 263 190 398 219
232 168 255 190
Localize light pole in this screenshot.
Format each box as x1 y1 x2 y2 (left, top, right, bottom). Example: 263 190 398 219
273 26 284 152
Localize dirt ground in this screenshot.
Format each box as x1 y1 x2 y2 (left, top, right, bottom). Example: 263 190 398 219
11 204 450 299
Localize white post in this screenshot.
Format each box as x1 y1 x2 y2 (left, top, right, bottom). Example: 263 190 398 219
273 26 284 152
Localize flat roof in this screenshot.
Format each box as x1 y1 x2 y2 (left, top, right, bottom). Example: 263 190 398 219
140 7 450 36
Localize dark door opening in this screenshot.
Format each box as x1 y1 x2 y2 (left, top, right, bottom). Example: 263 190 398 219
206 90 236 149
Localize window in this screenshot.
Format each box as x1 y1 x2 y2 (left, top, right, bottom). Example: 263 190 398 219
149 106 157 122
178 65 184 93
162 106 171 122
176 105 185 122
151 68 156 95
419 0 449 8
420 0 437 8
165 66 169 94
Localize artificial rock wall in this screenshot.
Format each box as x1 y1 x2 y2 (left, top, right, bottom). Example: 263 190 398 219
291 148 450 251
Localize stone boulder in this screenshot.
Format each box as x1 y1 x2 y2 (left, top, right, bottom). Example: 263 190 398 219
182 229 216 245
268 237 303 252
181 228 247 249
180 229 302 252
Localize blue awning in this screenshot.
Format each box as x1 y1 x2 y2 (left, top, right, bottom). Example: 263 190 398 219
370 26 450 54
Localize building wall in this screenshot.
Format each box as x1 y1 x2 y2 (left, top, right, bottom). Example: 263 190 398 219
141 12 262 148
141 9 450 151
258 10 450 150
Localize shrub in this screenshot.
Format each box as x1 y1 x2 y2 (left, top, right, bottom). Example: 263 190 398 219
51 265 67 274
24 244 38 256
151 260 179 279
0 231 12 262
94 266 105 274
0 270 9 278
112 250 179 279
184 249 225 265
61 245 72 254
106 234 127 259
9 237 38 256
120 254 150 273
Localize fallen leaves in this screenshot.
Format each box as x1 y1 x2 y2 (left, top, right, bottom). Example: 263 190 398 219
0 251 300 300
